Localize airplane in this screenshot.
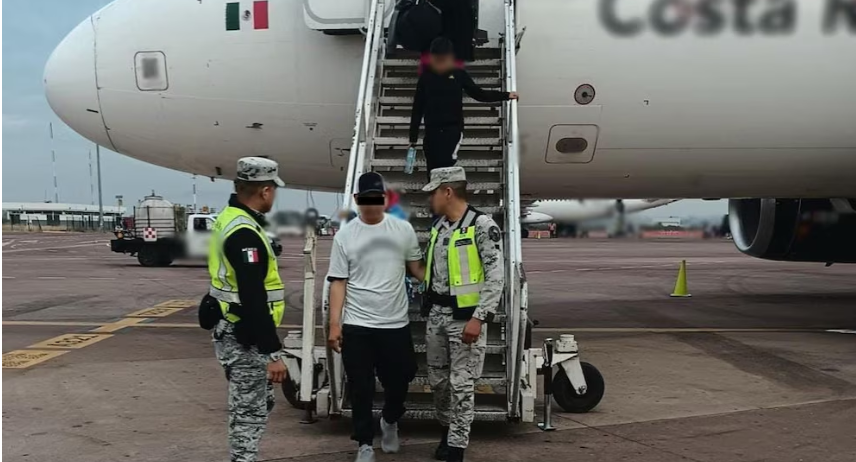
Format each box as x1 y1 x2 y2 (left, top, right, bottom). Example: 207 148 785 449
44 0 856 263
521 199 678 237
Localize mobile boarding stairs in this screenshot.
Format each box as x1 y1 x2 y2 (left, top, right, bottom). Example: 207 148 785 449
281 0 604 427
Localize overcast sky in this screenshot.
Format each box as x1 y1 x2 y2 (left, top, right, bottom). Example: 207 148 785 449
1 0 725 219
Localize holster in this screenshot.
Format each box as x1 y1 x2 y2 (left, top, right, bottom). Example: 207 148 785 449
197 294 223 330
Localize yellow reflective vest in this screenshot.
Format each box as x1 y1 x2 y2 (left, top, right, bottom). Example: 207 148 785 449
208 205 284 326
424 209 485 310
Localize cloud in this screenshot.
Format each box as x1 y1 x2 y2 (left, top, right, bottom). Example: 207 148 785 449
2 114 37 131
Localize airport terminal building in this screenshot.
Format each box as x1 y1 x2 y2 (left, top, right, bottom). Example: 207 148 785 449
2 202 126 232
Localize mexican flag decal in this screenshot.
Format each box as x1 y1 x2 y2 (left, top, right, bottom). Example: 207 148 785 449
226 1 269 31
243 247 260 263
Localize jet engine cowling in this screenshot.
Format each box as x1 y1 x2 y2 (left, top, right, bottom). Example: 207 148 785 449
728 199 856 264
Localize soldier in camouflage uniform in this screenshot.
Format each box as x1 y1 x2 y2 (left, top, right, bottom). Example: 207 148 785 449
208 157 289 462
421 167 505 462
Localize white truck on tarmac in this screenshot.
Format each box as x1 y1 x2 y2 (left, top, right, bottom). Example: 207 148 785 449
110 194 282 267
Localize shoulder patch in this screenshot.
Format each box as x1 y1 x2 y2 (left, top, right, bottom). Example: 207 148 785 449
242 247 260 264
488 226 501 243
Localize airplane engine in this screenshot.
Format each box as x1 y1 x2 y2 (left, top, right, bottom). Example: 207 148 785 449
728 199 856 264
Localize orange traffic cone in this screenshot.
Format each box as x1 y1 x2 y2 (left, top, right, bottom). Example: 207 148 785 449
670 260 691 298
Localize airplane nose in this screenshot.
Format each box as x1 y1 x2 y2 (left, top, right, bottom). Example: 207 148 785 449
44 16 113 148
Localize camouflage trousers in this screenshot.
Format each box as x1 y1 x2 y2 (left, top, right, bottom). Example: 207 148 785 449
213 320 275 462
426 306 487 449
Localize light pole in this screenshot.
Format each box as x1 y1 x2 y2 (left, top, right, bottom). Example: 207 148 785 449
96 144 104 232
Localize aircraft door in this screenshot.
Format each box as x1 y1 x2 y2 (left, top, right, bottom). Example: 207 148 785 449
304 0 394 31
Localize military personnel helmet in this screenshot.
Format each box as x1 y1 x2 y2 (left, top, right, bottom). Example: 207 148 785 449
236 157 285 187
422 166 467 192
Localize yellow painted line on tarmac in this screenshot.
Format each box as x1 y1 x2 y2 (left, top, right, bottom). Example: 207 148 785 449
3 320 107 327
126 306 185 318
154 299 197 309
2 350 69 369
28 333 114 350
3 299 196 369
90 317 148 333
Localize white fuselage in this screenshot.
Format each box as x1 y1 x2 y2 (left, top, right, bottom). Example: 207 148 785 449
521 199 677 225
44 0 856 199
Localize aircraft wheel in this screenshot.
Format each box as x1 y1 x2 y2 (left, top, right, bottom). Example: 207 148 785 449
521 228 530 239
553 362 605 413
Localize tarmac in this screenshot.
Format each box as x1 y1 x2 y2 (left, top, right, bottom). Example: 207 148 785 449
3 232 856 462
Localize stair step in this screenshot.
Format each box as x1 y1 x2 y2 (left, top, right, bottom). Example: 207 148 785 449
371 158 503 168
380 96 503 106
341 388 509 421
383 58 501 68
407 310 506 323
377 127 501 139
413 343 505 355
379 107 500 118
377 374 506 391
386 47 502 60
381 78 501 89
375 116 501 125
374 137 503 147
387 181 502 192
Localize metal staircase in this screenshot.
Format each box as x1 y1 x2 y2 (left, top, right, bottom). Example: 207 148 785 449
283 0 602 426
330 0 524 422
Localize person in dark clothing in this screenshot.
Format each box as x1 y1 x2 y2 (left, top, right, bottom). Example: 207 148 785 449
436 0 476 62
209 157 288 462
410 38 518 177
418 0 476 75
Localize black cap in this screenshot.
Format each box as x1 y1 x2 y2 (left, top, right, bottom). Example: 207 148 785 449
357 172 386 196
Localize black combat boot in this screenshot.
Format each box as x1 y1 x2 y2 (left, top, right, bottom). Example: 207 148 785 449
434 427 449 460
446 446 465 462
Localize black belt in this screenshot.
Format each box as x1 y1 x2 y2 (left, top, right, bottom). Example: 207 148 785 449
425 290 458 309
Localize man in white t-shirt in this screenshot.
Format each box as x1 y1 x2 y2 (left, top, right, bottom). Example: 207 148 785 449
327 172 425 462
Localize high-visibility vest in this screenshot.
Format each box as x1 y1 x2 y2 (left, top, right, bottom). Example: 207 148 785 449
208 205 284 326
424 208 484 309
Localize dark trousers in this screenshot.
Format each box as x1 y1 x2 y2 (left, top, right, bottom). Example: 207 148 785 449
424 126 463 180
342 324 417 445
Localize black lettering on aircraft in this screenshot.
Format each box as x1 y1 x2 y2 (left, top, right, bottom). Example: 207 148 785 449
824 0 856 33
600 0 797 36
650 0 692 36
696 0 726 35
759 0 796 34
599 0 644 37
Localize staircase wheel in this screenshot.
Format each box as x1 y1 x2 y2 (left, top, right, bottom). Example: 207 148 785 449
552 362 605 413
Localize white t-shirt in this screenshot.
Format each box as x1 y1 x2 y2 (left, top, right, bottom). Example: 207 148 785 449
328 214 422 329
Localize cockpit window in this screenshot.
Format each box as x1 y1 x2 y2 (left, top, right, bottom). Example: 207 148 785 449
134 51 168 91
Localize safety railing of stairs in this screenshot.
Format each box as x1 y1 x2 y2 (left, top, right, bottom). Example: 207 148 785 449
502 0 526 421
342 0 387 214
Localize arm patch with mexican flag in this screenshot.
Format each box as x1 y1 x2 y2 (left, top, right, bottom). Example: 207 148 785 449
243 247 260 264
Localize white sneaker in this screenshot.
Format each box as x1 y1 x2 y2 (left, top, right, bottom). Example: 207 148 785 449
356 444 376 462
380 418 400 453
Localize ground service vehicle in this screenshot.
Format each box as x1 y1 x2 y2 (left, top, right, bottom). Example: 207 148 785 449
111 194 282 266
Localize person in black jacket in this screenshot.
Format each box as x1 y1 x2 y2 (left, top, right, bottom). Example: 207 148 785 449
209 157 288 462
410 37 518 177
